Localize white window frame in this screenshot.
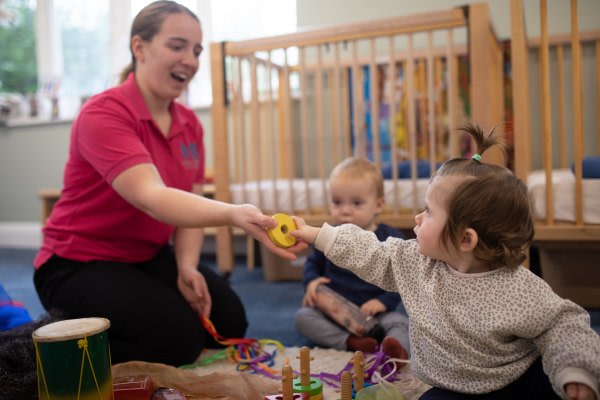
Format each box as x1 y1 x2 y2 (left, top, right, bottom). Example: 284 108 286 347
35 0 217 111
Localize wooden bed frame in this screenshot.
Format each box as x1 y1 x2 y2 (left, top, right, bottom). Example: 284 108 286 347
511 0 600 242
209 1 599 275
510 0 600 307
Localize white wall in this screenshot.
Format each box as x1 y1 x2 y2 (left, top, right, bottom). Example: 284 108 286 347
296 0 600 39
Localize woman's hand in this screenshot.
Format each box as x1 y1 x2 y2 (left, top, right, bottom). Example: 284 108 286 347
360 299 386 316
177 267 211 317
565 383 597 400
303 277 331 307
231 204 308 259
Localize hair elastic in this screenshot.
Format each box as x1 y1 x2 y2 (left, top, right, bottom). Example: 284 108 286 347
472 153 482 162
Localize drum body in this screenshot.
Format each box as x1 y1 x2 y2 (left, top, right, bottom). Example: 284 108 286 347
33 317 112 400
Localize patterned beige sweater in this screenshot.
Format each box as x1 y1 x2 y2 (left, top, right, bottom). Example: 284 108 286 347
315 223 600 398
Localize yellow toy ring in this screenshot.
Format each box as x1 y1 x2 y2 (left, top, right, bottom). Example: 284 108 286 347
268 213 297 248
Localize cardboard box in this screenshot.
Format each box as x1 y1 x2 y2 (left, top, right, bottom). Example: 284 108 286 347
259 244 310 282
537 241 600 308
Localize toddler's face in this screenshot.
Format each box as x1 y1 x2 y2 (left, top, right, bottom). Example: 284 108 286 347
329 177 383 231
414 177 451 260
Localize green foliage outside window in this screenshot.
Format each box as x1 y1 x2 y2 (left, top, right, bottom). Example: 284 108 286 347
0 1 37 94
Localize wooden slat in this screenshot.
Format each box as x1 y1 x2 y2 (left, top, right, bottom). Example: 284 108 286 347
342 68 352 159
209 42 234 273
446 30 459 158
388 35 400 214
427 31 436 175
266 51 279 213
238 59 249 203
407 34 418 214
557 45 567 169
315 44 328 213
540 0 555 225
510 0 532 182
331 43 342 167
571 0 584 225
351 40 364 157
468 3 504 165
249 57 263 208
597 40 600 155
369 38 381 166
299 46 313 212
282 48 297 213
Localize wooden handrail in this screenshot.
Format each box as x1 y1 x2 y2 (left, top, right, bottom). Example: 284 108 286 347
224 9 466 55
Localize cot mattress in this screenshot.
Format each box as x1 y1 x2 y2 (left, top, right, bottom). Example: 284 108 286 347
229 178 430 213
528 169 600 224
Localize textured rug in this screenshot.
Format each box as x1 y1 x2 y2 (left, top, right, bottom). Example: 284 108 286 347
186 346 430 400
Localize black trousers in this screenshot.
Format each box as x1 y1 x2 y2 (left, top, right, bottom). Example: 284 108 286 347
34 247 248 366
420 358 561 400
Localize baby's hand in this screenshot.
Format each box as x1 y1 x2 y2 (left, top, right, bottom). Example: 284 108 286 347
360 299 386 316
291 216 321 244
565 382 597 400
303 277 331 307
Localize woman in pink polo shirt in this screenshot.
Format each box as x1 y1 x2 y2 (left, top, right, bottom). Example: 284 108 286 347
33 1 303 366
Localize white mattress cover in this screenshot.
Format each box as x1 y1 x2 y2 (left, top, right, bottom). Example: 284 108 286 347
229 178 429 213
528 169 600 224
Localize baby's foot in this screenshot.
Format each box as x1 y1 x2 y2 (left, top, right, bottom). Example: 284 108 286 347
346 334 378 353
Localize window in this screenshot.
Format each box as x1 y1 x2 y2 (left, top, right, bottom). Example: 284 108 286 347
1 0 296 121
0 0 37 119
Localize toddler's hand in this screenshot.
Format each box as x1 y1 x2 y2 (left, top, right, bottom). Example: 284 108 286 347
303 277 331 307
565 382 597 400
291 216 321 244
360 299 386 316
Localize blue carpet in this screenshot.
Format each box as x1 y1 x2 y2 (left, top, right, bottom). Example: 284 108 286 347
0 248 312 346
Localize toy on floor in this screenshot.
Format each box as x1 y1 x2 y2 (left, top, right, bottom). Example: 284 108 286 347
265 360 308 400
33 317 112 400
340 371 352 400
314 285 384 340
113 375 154 400
268 213 297 248
355 379 406 400
151 387 189 399
191 317 410 397
293 347 324 400
180 316 284 377
353 351 366 393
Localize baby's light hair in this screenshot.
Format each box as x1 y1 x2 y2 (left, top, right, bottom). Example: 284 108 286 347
433 122 534 269
330 157 384 199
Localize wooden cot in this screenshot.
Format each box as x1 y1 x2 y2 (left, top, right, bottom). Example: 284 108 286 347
510 0 600 307
209 3 504 274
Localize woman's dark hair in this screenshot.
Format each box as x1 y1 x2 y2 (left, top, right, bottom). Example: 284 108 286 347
433 122 535 269
119 1 199 83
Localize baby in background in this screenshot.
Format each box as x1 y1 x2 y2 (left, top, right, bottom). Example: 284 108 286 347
294 157 410 359
292 123 600 400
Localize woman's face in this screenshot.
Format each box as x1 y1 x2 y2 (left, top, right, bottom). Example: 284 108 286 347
133 12 203 102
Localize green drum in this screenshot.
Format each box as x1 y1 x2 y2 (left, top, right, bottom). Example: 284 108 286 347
33 318 113 400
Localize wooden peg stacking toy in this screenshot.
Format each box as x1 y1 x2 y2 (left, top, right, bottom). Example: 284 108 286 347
264 360 308 400
292 347 323 400
340 371 353 400
353 351 365 393
282 361 294 400
268 213 297 248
